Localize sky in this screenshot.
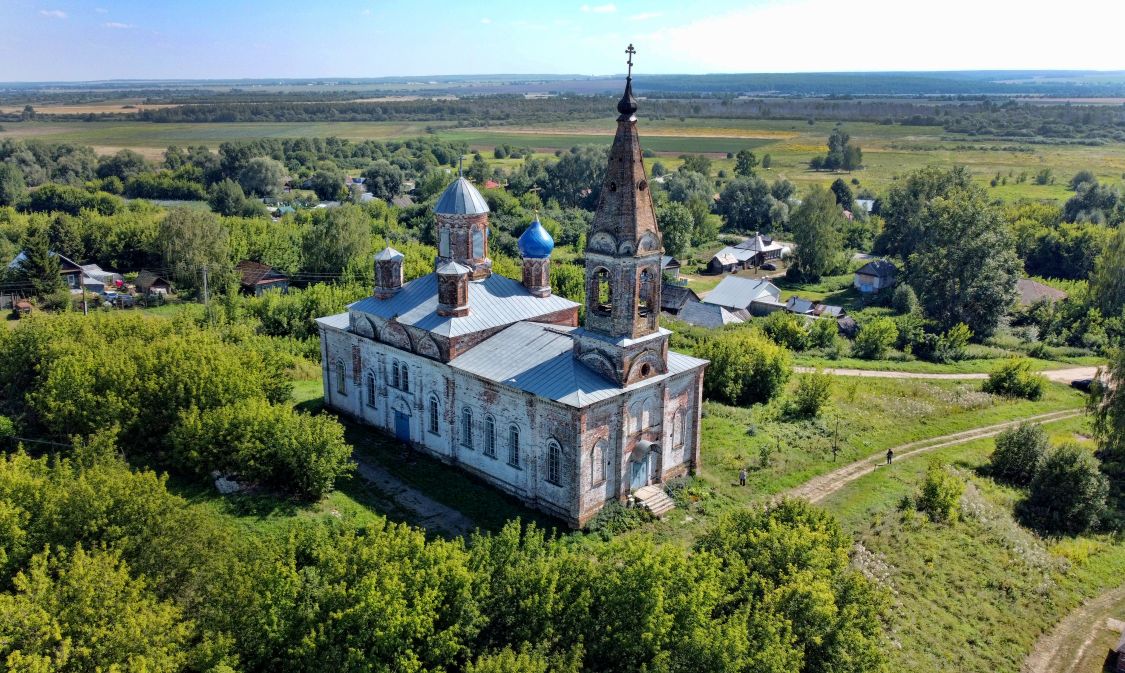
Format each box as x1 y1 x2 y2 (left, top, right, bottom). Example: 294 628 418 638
2 0 1124 81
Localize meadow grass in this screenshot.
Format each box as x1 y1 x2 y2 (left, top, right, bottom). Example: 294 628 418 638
817 416 1125 673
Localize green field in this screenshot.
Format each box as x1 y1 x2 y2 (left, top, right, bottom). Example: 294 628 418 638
5 116 1125 202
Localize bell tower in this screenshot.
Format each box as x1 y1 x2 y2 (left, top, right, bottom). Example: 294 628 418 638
574 45 669 387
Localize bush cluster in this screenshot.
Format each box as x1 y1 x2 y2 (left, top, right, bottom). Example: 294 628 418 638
981 358 1046 400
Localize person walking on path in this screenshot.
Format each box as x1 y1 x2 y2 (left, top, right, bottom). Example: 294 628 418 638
886 448 894 465
738 468 747 486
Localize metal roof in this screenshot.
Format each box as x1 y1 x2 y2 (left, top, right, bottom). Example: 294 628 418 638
349 272 578 338
677 301 744 329
434 177 490 215
661 283 699 311
703 276 781 310
856 259 897 278
374 246 404 262
449 322 707 408
316 312 351 330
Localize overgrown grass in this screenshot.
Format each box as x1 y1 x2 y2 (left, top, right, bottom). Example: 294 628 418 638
817 416 1125 673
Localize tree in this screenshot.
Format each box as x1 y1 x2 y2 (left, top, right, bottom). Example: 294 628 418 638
301 204 372 274
1091 347 1125 511
208 178 265 217
761 154 772 169
541 146 607 208
309 167 346 201
763 311 809 351
876 166 973 257
679 154 711 176
1091 226 1125 317
237 156 287 197
716 176 773 232
0 546 194 672
696 329 792 405
829 178 854 208
1068 169 1097 190
789 186 844 280
852 318 898 359
892 284 918 314
734 149 758 177
790 371 832 417
157 207 232 292
15 225 63 297
990 423 1049 487
982 359 1045 400
905 187 1021 337
769 178 795 202
662 170 712 205
916 461 963 523
1063 180 1122 225
96 149 148 181
655 201 694 257
1022 444 1109 535
0 162 27 206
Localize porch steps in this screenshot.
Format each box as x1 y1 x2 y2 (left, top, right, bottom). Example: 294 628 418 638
634 485 676 518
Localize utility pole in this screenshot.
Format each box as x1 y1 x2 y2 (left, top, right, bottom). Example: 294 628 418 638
832 414 840 461
79 273 88 316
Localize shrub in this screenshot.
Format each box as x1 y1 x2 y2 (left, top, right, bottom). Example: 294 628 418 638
696 329 792 405
989 423 1048 487
169 399 354 499
1022 443 1109 535
916 461 964 523
807 317 838 349
892 284 918 314
790 371 832 417
0 415 13 440
852 317 899 359
982 358 1045 400
763 311 809 351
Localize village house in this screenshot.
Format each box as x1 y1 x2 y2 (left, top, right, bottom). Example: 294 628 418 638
853 259 897 294
676 300 745 329
316 70 707 527
785 296 845 319
705 233 786 274
1015 278 1068 307
7 250 83 291
702 276 785 315
660 283 700 315
78 263 123 294
661 255 681 278
235 260 289 296
135 270 173 297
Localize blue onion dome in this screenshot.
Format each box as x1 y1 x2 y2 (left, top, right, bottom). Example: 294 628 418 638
518 218 555 258
434 177 490 215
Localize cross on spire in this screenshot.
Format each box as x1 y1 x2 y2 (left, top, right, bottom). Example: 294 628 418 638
625 44 636 79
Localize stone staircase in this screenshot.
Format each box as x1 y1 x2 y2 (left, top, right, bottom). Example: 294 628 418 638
634 485 675 518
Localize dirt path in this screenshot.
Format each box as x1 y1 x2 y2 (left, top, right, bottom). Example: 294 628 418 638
785 409 1083 504
352 454 476 537
793 366 1100 384
1023 585 1125 673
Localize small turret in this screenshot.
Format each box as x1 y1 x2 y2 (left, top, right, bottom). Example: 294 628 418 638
518 216 554 298
374 246 404 299
436 260 471 317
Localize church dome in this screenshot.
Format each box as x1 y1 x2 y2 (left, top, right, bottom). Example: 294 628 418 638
518 218 555 258
434 177 490 215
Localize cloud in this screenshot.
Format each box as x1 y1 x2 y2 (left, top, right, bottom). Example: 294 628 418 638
39 9 67 19
95 7 108 13
103 21 133 29
642 0 1125 72
629 11 662 21
480 17 491 24
580 3 616 13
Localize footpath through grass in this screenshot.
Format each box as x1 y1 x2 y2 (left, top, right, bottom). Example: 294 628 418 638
816 416 1125 673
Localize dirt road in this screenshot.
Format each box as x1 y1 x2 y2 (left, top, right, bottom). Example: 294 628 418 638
793 366 1100 385
785 409 1083 504
1023 585 1125 673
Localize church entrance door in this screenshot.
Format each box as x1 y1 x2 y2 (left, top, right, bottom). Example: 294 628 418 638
394 410 410 443
630 456 649 490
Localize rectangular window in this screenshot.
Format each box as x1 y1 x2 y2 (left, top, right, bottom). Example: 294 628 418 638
391 362 400 389
508 426 520 468
366 373 377 407
401 366 409 392
429 398 440 435
547 443 560 486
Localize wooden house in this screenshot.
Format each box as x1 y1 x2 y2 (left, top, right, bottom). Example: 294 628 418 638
236 261 289 296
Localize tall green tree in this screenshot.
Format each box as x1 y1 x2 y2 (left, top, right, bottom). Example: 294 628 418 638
301 204 372 275
906 187 1020 337
717 175 773 232
0 162 27 206
157 207 232 292
237 157 287 197
789 186 844 280
876 166 973 257
309 167 346 201
829 178 854 208
16 224 63 297
362 159 405 202
655 201 694 257
1091 226 1125 317
734 149 758 177
1091 347 1125 512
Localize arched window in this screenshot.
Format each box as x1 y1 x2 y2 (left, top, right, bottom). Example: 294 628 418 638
336 359 347 395
472 228 484 258
439 229 451 257
593 267 612 315
401 365 409 392
429 396 440 435
641 397 658 432
592 440 606 484
508 425 520 467
461 407 474 449
366 372 377 407
484 415 496 458
391 360 400 389
547 441 561 486
638 268 655 316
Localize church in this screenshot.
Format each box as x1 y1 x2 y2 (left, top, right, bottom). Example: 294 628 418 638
316 55 708 527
